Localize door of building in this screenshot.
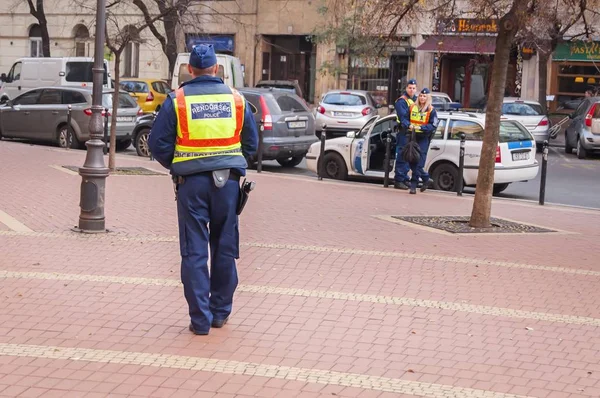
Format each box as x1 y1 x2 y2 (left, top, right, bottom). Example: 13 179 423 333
389 55 409 105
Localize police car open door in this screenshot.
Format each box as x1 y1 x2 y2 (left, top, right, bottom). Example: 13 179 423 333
359 116 397 178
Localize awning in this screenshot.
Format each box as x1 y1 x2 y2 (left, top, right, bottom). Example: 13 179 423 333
416 36 496 54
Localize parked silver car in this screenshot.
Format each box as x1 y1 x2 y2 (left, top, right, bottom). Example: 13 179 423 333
0 86 141 150
314 90 380 139
239 87 317 167
564 96 600 159
499 98 550 150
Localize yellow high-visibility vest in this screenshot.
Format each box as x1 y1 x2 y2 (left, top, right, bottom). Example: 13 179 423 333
396 94 414 124
172 88 245 163
408 103 432 133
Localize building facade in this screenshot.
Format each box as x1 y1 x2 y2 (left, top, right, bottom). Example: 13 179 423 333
2 1 596 108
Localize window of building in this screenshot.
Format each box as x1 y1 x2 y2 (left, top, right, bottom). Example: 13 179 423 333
29 25 43 57
348 57 390 107
122 26 141 77
73 25 90 57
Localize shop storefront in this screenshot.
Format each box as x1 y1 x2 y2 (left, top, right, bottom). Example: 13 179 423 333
550 41 600 111
416 19 527 109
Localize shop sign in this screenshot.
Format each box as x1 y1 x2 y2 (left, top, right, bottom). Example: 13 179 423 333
553 41 600 61
437 18 498 35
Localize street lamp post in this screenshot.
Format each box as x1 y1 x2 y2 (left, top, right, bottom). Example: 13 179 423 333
76 0 109 233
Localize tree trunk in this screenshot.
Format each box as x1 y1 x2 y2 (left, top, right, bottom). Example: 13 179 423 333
40 20 51 57
108 53 121 171
470 3 526 228
163 14 178 81
537 42 550 114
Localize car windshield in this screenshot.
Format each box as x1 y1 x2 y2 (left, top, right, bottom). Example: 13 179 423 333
432 96 450 104
499 121 534 142
102 92 138 109
323 93 366 106
121 81 149 93
502 102 542 116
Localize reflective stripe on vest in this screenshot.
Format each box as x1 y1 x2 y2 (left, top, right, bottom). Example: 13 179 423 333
409 104 431 132
396 95 414 124
173 87 245 163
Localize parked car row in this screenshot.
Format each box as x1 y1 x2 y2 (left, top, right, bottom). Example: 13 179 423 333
0 86 143 151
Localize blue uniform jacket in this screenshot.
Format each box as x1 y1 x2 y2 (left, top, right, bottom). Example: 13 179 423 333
148 75 258 176
394 92 417 131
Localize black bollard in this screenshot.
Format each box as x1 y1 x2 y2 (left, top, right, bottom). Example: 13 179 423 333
257 119 264 173
457 133 466 196
66 105 72 150
383 128 392 188
318 124 327 180
539 140 549 205
103 107 109 155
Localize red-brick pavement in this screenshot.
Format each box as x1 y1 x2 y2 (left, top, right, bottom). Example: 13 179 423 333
0 140 599 398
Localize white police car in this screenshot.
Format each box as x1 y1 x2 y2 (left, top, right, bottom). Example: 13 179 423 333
305 111 539 194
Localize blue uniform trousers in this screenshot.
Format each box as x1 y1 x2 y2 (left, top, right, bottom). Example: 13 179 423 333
394 132 410 183
176 173 240 333
409 135 431 188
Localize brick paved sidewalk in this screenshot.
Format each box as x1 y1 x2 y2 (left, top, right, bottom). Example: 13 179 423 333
0 141 599 398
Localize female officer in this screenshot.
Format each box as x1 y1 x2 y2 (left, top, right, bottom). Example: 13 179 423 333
407 88 439 194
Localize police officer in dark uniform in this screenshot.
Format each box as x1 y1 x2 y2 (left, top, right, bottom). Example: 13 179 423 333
148 44 258 335
394 78 418 190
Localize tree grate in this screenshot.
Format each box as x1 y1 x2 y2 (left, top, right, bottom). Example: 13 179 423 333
390 216 557 234
62 166 165 176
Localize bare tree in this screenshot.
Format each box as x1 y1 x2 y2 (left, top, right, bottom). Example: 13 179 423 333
315 0 599 228
25 0 51 56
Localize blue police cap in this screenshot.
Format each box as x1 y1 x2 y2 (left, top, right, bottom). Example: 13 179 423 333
421 87 430 94
407 78 417 85
189 44 217 69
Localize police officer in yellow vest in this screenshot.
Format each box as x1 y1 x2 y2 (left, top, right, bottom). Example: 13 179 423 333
393 79 418 190
148 44 258 335
406 87 439 194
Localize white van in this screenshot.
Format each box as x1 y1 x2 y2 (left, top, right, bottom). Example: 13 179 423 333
0 57 112 103
171 53 245 90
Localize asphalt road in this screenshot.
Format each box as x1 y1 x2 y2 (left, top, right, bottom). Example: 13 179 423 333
230 150 600 210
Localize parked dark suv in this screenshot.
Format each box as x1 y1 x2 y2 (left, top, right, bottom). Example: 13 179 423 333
238 88 317 167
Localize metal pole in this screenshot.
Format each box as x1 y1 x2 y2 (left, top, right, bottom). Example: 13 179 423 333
539 140 549 205
318 124 327 180
457 133 466 196
76 0 109 233
103 107 109 155
383 128 392 187
66 105 72 150
257 120 264 173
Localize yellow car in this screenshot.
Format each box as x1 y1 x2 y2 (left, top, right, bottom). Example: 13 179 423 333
119 78 172 114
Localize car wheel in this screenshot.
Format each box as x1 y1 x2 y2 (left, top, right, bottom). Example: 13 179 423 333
57 125 81 149
564 133 573 154
493 183 510 195
432 163 458 191
577 138 587 159
276 156 303 168
322 152 348 180
116 139 132 152
134 128 151 157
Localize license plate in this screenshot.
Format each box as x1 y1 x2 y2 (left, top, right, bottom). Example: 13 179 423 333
334 112 354 117
116 116 134 122
288 121 306 129
512 151 530 161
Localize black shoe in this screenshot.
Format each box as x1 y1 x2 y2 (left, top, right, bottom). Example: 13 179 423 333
394 181 410 190
420 179 433 193
189 323 209 336
409 188 417 194
211 317 229 328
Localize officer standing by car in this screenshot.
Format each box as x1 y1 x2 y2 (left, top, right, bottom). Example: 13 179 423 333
406 87 439 194
148 44 258 335
394 79 418 190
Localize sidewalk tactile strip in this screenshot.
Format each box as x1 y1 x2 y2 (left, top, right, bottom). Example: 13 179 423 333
0 342 532 398
1 230 598 277
2 270 599 326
